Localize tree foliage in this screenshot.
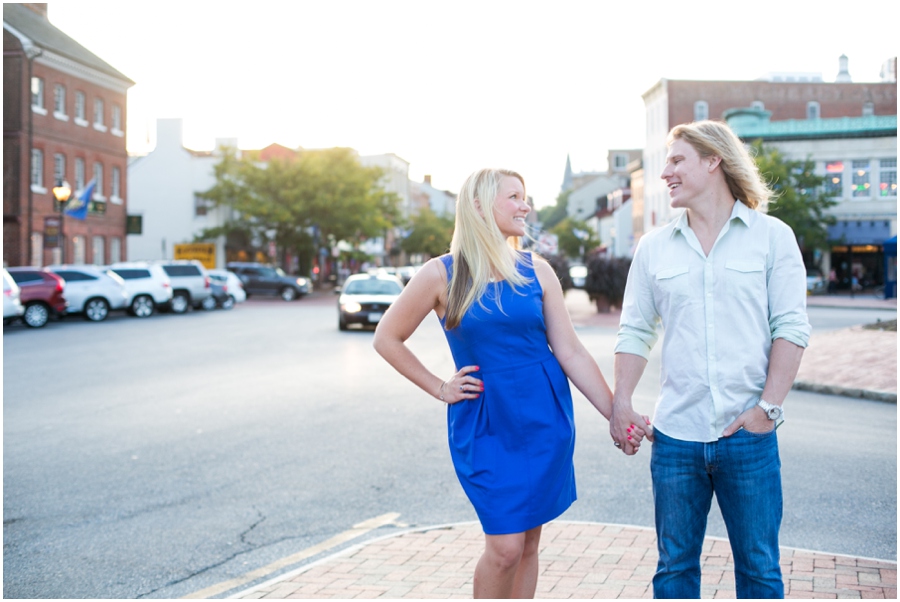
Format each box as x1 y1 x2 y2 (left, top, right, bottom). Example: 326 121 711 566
196 146 400 273
752 141 837 253
536 189 571 231
399 208 454 259
550 217 600 260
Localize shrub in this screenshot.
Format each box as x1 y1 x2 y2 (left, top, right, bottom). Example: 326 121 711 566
584 253 631 312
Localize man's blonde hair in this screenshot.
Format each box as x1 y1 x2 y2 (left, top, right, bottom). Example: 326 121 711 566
445 168 530 330
668 120 772 210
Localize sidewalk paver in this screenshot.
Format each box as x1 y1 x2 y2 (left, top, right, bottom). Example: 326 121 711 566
234 522 897 599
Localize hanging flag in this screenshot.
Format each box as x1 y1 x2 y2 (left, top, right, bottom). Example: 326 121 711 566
64 179 95 220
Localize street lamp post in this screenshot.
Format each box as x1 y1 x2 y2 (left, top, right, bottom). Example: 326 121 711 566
52 179 71 264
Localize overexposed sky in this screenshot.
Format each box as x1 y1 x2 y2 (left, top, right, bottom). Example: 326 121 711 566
49 1 897 208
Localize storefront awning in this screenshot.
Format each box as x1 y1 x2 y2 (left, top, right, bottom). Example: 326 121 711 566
828 220 893 246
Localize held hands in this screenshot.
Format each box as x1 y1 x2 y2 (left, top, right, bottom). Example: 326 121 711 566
722 405 775 437
610 398 653 456
437 365 484 404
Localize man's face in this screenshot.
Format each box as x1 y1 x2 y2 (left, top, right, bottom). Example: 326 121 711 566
661 138 711 210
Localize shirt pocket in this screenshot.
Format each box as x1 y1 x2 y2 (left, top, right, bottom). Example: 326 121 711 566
654 265 691 298
725 260 766 299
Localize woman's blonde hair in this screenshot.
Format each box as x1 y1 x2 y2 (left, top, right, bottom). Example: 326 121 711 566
668 120 772 210
444 168 530 330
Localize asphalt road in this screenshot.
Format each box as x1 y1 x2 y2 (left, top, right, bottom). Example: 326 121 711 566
2 297 896 598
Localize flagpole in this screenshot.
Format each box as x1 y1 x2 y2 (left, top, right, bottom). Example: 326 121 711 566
52 179 72 264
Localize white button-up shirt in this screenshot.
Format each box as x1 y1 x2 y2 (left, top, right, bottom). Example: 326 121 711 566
615 201 811 442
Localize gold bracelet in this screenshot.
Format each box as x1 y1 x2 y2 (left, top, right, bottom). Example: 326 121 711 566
439 381 447 402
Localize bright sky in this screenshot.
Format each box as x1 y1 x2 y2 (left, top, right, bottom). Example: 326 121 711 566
49 1 898 208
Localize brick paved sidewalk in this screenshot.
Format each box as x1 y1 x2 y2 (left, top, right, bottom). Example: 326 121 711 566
235 521 896 599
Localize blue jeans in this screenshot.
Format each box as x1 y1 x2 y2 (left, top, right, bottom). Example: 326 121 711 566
650 428 784 599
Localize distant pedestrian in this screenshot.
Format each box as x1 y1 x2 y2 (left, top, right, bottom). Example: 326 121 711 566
374 168 650 598
611 120 810 598
828 268 838 293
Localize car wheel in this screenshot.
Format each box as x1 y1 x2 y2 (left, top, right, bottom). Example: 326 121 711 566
280 287 297 301
221 295 235 310
84 298 110 322
170 292 190 314
201 296 217 311
23 302 50 328
131 295 155 318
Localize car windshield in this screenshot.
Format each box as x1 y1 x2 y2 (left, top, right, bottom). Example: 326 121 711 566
344 279 402 295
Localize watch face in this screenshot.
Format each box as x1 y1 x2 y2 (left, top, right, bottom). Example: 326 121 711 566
768 407 782 419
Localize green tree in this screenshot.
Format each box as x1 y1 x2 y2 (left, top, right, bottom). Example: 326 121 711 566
536 189 570 231
550 217 600 260
197 146 400 274
399 208 454 259
752 141 837 257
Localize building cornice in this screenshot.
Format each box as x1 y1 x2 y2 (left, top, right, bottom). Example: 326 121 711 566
3 22 40 57
34 47 132 94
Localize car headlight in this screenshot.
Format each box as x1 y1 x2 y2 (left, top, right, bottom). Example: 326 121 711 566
296 277 307 287
342 302 362 313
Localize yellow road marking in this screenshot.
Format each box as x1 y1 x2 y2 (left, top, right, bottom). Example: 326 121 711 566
181 512 401 599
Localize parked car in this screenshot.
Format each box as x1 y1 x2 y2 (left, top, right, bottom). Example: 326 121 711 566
45 264 129 321
806 269 826 295
208 269 246 310
107 262 173 318
6 267 67 328
337 272 403 331
226 262 310 301
3 268 25 325
569 264 588 289
154 260 212 313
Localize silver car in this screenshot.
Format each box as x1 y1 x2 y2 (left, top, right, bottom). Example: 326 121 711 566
107 262 174 318
45 265 129 322
3 268 25 325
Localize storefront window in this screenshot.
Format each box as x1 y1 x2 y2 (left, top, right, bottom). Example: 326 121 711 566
880 159 897 197
852 160 870 197
825 161 844 196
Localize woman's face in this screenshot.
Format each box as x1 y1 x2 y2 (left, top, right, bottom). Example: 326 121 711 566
491 176 529 238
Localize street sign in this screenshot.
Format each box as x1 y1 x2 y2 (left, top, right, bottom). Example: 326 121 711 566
174 243 216 269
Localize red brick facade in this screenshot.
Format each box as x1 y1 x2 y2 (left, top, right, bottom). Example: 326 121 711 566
3 11 132 267
666 80 897 126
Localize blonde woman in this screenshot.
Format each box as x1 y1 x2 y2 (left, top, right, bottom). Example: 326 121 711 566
373 168 650 598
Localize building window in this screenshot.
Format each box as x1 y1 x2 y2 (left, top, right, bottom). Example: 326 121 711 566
53 84 67 119
862 102 875 117
807 101 820 120
54 153 66 184
852 160 870 197
194 193 213 216
75 158 85 190
93 98 106 131
109 238 121 264
111 104 123 136
91 236 105 265
74 91 87 125
614 153 628 170
72 236 86 265
825 160 844 196
111 166 121 202
31 148 44 190
31 77 45 113
90 163 106 214
751 100 765 110
880 159 897 197
693 100 709 122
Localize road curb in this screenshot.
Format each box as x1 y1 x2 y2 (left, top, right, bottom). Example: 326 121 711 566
792 381 897 403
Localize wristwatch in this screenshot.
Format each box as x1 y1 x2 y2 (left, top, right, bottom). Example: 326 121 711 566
757 398 784 421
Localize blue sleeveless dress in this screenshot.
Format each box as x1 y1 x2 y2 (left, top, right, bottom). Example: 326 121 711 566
439 252 576 535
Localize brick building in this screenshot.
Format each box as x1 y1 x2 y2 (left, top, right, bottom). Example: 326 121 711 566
3 3 134 267
641 56 898 236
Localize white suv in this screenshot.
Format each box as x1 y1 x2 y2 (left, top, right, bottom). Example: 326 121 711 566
45 265 129 321
154 260 212 313
107 262 173 318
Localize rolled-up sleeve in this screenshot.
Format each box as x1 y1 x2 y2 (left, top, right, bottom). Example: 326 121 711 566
767 222 811 348
615 239 660 359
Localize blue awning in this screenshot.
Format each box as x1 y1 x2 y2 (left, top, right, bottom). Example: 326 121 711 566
828 220 893 246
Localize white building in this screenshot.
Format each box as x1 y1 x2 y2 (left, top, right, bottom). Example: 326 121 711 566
127 119 234 267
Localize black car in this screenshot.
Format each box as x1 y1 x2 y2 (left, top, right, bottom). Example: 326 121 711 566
226 262 310 301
